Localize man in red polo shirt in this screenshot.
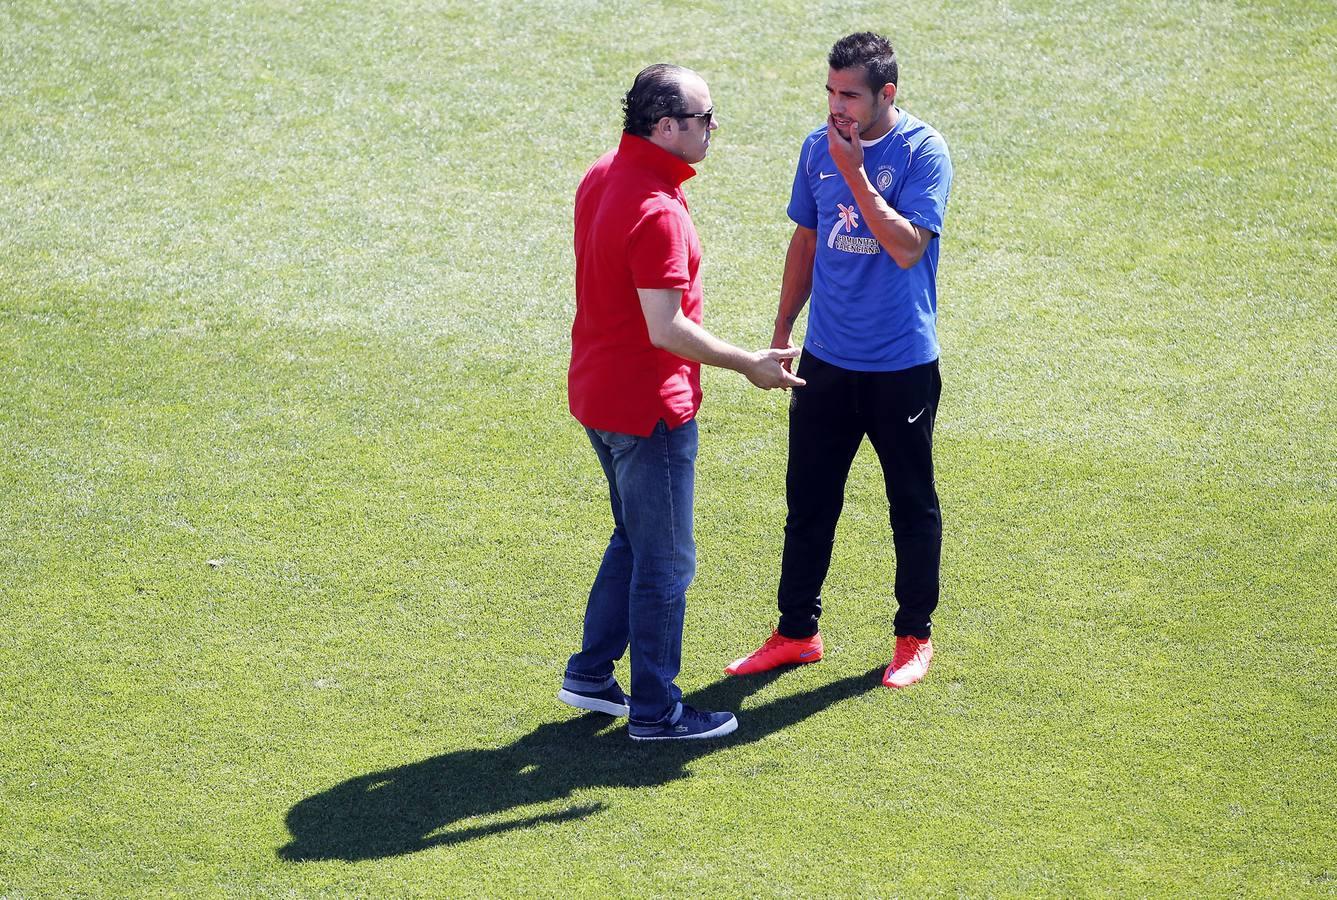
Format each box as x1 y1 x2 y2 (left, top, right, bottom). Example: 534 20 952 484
560 64 803 741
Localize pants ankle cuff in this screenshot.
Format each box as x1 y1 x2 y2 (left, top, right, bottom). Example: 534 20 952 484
629 700 681 728
562 672 615 691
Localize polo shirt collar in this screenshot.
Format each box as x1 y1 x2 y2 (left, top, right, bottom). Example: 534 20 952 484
618 132 697 186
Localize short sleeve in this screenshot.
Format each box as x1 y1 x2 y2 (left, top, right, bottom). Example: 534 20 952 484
897 135 952 235
627 204 691 290
786 136 818 229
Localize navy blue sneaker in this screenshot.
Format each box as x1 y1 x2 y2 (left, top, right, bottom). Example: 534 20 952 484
628 705 738 741
557 680 630 717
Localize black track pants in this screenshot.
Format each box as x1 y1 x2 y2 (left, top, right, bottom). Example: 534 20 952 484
776 352 942 640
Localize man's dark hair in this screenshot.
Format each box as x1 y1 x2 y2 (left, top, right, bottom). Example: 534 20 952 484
828 32 898 94
622 63 689 137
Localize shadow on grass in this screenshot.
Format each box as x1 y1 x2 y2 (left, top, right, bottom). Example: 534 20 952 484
278 666 882 860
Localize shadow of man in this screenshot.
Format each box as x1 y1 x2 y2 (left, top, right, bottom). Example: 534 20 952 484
279 666 882 861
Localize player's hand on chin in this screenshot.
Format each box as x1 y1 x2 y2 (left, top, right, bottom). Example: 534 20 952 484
826 115 864 178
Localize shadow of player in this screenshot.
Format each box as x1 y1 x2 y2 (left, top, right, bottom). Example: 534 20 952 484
278 666 882 860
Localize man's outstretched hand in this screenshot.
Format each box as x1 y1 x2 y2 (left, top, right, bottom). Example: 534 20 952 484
745 347 805 389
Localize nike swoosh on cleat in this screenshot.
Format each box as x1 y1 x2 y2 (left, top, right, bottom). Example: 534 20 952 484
907 407 926 423
799 649 820 659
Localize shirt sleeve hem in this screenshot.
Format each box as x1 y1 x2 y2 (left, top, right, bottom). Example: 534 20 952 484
632 278 692 291
902 213 943 236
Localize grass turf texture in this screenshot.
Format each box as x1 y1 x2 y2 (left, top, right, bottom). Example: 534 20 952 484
2 0 1334 895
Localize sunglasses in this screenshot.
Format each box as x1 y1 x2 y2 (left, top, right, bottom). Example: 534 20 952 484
676 106 715 124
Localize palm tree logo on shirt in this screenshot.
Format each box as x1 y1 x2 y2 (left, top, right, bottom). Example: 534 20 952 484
827 203 859 248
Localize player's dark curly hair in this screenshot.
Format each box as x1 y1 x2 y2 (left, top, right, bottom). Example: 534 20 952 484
622 64 690 137
828 32 898 94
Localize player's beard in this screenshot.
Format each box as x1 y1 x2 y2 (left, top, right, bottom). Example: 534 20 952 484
834 98 892 140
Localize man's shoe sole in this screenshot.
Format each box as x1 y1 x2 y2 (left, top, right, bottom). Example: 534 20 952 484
882 661 931 689
557 689 630 717
882 672 925 689
628 716 739 741
724 650 822 676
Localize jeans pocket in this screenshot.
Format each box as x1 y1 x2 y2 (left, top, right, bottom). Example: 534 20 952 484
594 428 639 452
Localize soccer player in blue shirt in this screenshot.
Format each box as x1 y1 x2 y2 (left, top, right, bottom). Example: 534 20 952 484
726 32 954 688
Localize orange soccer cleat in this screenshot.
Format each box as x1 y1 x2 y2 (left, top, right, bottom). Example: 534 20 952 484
882 635 933 689
724 630 824 675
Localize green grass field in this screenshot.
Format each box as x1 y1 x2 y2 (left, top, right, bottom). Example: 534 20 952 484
3 0 1334 895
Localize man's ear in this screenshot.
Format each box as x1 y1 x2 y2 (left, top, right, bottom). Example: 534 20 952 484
881 83 897 105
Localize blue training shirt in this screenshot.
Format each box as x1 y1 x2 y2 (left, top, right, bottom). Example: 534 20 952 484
787 109 953 371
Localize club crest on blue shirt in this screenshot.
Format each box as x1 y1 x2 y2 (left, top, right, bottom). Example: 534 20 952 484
876 167 894 192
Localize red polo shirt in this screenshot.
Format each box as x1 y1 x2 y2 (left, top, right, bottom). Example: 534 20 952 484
568 133 703 437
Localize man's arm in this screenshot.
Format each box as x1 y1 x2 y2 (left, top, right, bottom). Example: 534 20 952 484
771 225 817 369
638 289 805 390
826 118 933 269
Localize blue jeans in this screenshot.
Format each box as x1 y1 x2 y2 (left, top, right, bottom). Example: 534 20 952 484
564 418 697 727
